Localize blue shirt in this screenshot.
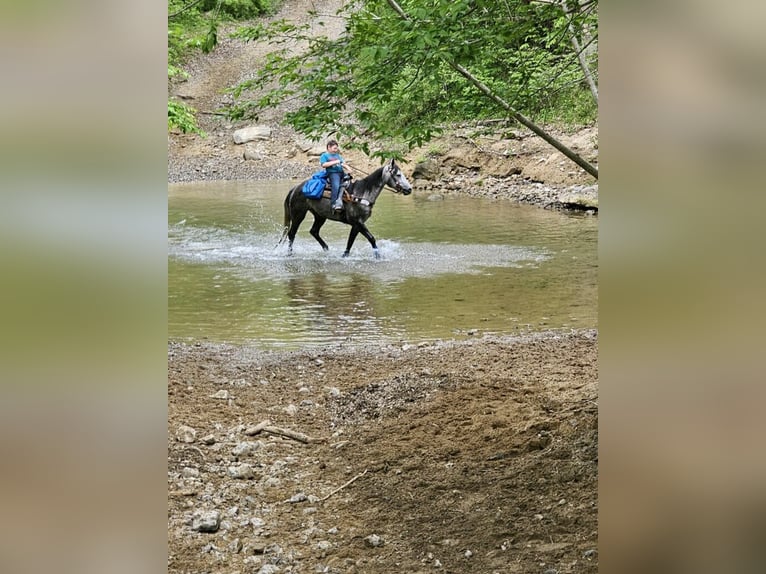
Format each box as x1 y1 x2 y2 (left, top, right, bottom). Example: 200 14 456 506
320 151 344 173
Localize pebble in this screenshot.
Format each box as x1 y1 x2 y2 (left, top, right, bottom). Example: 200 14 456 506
250 517 266 529
181 467 200 478
232 441 262 457
365 534 383 547
176 425 197 443
210 389 229 399
228 463 256 479
288 492 308 503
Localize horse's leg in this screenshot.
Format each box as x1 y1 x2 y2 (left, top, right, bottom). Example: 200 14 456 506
342 226 361 258
309 216 329 251
356 223 380 259
287 208 308 255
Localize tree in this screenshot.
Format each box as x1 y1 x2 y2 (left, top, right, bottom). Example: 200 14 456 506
228 0 598 178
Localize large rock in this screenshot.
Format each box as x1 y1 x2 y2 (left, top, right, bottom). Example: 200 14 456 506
191 510 221 533
412 158 441 180
233 125 272 144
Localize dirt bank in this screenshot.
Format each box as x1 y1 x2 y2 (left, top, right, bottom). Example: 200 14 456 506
168 331 598 574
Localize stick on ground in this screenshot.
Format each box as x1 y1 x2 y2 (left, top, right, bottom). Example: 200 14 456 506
320 469 368 502
245 420 324 444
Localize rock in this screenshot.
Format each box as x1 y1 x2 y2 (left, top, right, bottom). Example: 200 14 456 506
181 467 200 478
262 476 281 488
232 441 262 457
256 565 281 574
210 389 229 399
176 425 197 443
243 143 267 161
305 145 326 157
233 125 272 144
412 158 441 180
288 492 308 503
250 517 266 529
191 510 221 533
201 434 216 445
365 534 384 547
228 463 256 479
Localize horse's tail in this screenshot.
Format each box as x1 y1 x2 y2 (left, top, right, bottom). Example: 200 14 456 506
276 186 294 248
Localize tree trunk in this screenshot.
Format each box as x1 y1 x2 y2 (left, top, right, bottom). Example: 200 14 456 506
560 0 598 104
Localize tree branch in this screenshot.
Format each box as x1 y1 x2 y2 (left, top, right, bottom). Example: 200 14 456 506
168 0 207 20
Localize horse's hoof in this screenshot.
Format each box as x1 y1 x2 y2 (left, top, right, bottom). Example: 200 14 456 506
342 251 350 258
373 249 380 260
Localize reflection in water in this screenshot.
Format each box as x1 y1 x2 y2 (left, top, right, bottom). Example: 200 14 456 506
283 274 396 344
169 180 597 348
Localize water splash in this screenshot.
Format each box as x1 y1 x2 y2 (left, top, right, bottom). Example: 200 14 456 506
168 224 549 283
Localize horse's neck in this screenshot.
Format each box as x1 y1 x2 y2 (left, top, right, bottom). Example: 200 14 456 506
354 169 386 203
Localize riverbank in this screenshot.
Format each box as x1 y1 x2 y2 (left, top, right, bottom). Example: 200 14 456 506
168 330 598 574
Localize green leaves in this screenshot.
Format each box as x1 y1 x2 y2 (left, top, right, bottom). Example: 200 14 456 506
223 0 597 151
168 101 204 135
201 21 218 54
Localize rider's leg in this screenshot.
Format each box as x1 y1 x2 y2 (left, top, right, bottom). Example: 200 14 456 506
329 172 343 211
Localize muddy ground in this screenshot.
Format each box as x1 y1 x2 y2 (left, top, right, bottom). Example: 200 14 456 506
168 2 598 572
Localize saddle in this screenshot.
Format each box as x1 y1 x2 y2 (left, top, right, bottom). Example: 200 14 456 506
320 173 353 201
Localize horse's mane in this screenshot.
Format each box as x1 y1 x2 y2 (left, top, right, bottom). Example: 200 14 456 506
352 164 387 193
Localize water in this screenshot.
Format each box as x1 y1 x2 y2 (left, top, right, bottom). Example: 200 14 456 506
169 180 597 349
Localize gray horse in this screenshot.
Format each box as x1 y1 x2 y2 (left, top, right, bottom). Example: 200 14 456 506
279 159 412 259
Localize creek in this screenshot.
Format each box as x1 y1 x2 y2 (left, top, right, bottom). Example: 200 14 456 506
169 180 597 349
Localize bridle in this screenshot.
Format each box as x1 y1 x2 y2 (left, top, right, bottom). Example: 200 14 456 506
384 165 408 194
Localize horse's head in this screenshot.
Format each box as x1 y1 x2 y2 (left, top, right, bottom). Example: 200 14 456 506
384 159 413 195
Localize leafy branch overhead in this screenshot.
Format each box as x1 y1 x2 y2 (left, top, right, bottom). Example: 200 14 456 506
226 0 597 175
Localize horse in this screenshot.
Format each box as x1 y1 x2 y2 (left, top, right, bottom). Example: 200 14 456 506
279 159 413 259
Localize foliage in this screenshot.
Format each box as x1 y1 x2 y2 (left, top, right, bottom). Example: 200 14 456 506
226 0 597 156
168 100 204 134
167 0 277 132
200 0 271 19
